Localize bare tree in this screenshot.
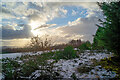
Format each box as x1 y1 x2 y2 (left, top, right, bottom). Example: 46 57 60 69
29 35 53 52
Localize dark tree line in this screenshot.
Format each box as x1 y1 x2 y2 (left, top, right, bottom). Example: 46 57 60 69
93 2 120 57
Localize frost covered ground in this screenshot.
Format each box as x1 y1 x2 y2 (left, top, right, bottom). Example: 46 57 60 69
47 52 116 78
1 50 117 79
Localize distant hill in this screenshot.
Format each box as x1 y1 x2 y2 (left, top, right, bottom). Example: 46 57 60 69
2 46 17 49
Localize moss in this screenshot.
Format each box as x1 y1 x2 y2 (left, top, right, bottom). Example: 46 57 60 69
96 57 120 78
71 73 77 80
77 66 93 73
74 60 78 63
91 71 94 74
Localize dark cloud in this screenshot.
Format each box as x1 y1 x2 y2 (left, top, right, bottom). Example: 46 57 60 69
2 24 33 39
0 6 12 14
34 24 56 30
27 14 40 21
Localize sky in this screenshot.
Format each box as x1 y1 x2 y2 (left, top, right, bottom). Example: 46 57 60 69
0 2 104 47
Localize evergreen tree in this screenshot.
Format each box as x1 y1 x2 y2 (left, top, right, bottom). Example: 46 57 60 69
92 22 105 50
94 2 120 56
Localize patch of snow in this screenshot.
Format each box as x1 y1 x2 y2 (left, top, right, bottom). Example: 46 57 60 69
0 73 4 80
53 52 115 78
1 49 115 79
1 53 23 59
29 70 41 79
47 59 55 64
1 49 61 59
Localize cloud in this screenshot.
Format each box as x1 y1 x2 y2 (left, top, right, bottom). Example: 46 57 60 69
68 18 81 26
1 2 100 26
59 8 68 16
1 2 103 46
34 24 56 30
0 7 15 19
72 10 78 16
2 24 33 39
32 11 102 43
1 2 99 22
2 25 15 30
2 38 30 47
1 7 11 14
61 18 99 42
51 14 102 43
27 13 47 22
28 2 44 11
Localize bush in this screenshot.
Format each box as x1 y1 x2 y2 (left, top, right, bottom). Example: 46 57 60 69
2 58 21 79
79 41 91 52
54 46 78 60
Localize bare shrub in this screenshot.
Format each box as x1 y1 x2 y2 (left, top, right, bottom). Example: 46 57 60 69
29 35 53 52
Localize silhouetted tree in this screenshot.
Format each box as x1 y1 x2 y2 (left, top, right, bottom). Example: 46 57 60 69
29 35 53 51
